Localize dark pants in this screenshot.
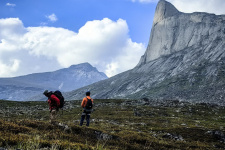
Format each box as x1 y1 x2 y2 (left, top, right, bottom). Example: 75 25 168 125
80 111 91 126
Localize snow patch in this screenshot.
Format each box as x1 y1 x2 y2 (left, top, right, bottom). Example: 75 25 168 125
58 82 64 90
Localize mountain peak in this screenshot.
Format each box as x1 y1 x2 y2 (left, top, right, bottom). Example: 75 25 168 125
153 0 180 24
69 62 91 68
0 62 108 101
68 62 94 71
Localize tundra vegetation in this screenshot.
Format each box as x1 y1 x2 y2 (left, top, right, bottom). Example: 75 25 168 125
0 99 225 150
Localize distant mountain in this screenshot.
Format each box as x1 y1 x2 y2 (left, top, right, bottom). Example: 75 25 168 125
65 0 225 105
0 63 107 101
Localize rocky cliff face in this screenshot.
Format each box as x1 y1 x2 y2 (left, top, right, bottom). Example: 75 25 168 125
0 63 107 101
66 0 225 105
138 0 225 65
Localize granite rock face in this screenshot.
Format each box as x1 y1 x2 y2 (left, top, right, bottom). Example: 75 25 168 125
138 0 225 65
67 0 225 105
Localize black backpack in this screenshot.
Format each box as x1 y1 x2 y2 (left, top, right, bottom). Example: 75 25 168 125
53 90 65 108
85 97 93 109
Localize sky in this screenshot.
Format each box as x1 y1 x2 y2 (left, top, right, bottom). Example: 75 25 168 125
0 0 225 78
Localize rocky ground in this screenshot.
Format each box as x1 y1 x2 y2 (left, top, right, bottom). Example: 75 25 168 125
0 99 225 149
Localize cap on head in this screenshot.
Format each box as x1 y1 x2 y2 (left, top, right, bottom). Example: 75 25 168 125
86 91 90 96
43 90 49 96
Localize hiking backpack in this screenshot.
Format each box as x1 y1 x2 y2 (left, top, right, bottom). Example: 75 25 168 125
85 97 93 109
53 90 65 108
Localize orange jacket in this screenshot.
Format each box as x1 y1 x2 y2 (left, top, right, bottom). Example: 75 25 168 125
81 96 93 108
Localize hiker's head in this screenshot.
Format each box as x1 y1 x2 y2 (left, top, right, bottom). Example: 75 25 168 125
43 90 50 97
86 91 90 96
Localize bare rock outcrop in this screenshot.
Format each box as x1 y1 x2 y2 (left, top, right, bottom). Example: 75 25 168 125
138 0 225 65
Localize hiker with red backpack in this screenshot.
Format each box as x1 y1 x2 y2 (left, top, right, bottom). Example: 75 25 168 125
43 90 64 124
80 91 93 126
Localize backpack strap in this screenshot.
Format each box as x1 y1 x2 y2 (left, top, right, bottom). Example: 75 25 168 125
86 97 93 101
86 97 90 104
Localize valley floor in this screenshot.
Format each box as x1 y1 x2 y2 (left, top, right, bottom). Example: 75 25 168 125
0 99 225 149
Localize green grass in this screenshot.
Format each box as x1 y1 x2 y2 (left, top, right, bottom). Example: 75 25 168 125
0 99 225 149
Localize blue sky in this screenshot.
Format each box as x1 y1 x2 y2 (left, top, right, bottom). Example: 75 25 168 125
0 0 155 43
0 0 225 78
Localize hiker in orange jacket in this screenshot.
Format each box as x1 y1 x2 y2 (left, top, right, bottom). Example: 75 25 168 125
43 90 60 124
80 91 93 126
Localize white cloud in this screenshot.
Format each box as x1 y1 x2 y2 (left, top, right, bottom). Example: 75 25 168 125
167 0 225 15
6 3 16 7
0 59 20 77
40 22 48 26
131 0 225 15
131 0 158 3
0 18 145 77
46 13 58 22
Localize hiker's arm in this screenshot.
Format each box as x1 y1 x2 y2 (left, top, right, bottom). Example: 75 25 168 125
81 98 86 108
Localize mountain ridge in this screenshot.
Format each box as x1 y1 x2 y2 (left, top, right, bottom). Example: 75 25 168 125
0 62 107 101
65 0 225 105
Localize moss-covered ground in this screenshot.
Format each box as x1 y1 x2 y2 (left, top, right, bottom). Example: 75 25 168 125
0 99 225 149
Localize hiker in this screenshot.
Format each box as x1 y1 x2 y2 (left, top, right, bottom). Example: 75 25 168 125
54 90 65 113
80 91 93 126
43 90 60 124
